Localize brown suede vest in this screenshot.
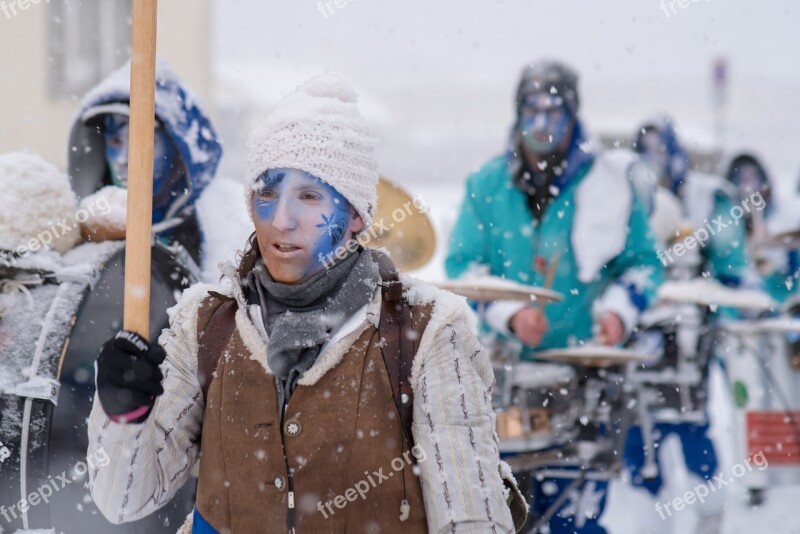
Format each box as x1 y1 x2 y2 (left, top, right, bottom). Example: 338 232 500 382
195 295 433 534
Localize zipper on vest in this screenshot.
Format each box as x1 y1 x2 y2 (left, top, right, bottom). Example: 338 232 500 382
278 388 296 533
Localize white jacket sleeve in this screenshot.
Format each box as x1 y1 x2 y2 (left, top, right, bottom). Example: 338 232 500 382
87 286 210 524
412 303 517 533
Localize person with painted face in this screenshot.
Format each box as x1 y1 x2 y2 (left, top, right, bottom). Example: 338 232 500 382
88 76 526 534
68 59 222 265
724 154 794 302
633 118 749 288
446 60 663 533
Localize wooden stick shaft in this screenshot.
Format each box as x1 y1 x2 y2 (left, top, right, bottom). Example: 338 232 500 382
123 0 158 339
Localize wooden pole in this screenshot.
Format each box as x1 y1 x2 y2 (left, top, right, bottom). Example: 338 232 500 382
123 0 158 339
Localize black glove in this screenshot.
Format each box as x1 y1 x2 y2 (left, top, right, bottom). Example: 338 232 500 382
96 331 166 423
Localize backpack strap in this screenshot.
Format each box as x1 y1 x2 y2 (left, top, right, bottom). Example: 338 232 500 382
196 291 237 404
373 251 420 453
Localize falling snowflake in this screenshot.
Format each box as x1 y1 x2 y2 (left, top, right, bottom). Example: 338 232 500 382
558 480 606 528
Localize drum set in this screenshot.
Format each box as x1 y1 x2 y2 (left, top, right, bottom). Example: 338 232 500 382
438 274 800 530
438 277 651 531
376 177 800 527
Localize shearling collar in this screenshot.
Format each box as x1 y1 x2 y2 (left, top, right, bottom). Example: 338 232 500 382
218 260 382 385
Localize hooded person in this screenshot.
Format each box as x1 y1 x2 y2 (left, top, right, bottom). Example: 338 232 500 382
722 153 793 302
68 58 222 265
445 60 664 534
632 117 750 288
87 75 526 534
0 153 197 532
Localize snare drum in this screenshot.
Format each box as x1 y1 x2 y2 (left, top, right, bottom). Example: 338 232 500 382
627 302 709 423
495 362 578 453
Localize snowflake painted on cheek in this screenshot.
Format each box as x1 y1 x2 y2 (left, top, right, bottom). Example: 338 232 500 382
317 212 348 247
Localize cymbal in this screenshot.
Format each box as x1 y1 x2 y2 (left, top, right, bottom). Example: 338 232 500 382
718 317 800 336
536 345 652 368
658 279 776 310
758 230 800 250
435 277 564 304
369 177 437 272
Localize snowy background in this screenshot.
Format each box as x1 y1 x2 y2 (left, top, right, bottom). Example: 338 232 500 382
2 0 800 531
202 2 800 531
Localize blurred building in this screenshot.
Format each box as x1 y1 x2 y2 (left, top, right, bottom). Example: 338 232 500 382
0 0 214 169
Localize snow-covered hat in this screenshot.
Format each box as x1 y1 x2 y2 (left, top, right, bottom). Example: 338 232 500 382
245 75 379 229
0 152 81 255
516 60 580 117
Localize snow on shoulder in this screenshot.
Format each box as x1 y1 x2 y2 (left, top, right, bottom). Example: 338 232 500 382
400 272 478 335
0 152 81 254
79 186 127 242
158 281 232 365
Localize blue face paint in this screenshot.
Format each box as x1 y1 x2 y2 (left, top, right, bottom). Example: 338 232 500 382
103 113 179 193
312 192 350 261
252 170 286 221
252 168 355 283
103 114 129 186
520 105 572 155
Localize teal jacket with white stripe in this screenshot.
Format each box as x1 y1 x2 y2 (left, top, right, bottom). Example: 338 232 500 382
445 131 664 357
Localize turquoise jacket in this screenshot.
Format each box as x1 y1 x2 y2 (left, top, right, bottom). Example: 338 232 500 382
676 174 752 320
446 139 664 356
761 251 800 304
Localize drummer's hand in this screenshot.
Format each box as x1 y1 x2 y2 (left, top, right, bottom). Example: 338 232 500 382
509 307 549 347
598 312 625 346
96 331 166 424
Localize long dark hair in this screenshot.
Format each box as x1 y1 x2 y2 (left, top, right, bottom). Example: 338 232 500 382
236 231 260 280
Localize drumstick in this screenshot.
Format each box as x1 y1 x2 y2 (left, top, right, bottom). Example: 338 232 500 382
534 251 561 311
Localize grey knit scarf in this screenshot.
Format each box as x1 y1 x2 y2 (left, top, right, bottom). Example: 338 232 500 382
248 248 380 396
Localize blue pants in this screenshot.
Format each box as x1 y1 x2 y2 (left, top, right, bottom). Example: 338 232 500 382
624 421 719 495
516 468 609 533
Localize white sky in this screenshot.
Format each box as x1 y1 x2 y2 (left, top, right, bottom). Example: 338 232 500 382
212 0 800 185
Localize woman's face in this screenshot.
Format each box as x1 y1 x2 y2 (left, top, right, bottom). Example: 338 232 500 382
251 168 363 284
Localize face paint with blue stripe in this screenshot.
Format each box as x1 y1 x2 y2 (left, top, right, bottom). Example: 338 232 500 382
252 168 361 284
519 95 573 155
103 114 181 221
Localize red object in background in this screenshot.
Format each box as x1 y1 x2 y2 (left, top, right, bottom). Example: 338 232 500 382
747 411 800 465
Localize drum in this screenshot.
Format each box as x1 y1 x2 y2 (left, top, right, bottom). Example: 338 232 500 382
627 302 709 423
504 349 639 533
717 318 800 490
495 362 578 454
0 241 198 533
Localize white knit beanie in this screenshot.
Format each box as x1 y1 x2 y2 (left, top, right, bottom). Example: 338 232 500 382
245 75 379 229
